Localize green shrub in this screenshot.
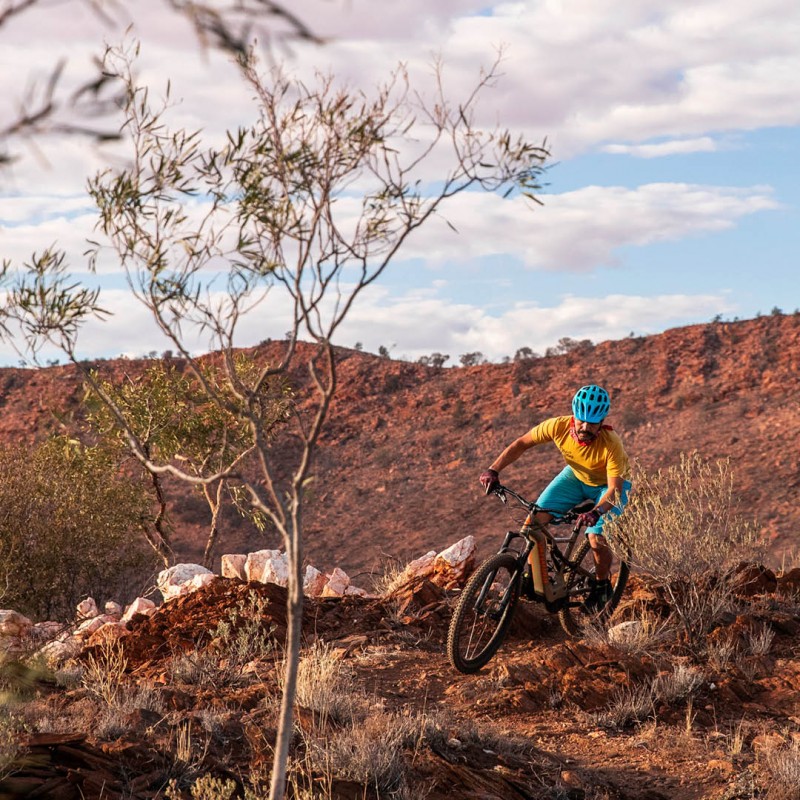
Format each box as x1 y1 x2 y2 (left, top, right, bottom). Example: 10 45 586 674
0 435 156 619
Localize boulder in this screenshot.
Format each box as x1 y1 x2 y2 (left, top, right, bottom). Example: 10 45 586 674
0 610 33 638
303 565 328 597
74 614 119 639
245 550 289 586
401 551 436 581
431 536 476 589
157 564 215 602
104 601 123 618
322 567 350 597
76 597 98 619
30 621 64 644
122 597 157 622
87 621 130 647
221 553 247 580
189 573 217 593
38 638 81 667
395 578 446 618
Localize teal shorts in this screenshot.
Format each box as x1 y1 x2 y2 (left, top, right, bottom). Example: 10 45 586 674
536 466 631 535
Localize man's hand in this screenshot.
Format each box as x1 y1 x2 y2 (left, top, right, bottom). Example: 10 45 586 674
577 508 602 528
479 468 500 494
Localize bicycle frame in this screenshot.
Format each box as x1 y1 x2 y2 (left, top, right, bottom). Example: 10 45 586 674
493 484 589 613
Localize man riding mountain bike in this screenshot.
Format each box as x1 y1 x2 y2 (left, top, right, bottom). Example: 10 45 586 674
479 384 632 611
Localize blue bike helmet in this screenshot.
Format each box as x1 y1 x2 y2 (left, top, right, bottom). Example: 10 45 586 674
572 384 610 423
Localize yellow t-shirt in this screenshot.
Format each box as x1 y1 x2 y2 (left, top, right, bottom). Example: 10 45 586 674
528 416 631 487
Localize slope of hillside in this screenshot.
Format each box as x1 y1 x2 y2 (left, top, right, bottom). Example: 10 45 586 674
0 313 797 578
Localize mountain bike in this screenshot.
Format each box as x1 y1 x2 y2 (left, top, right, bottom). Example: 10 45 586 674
447 483 630 674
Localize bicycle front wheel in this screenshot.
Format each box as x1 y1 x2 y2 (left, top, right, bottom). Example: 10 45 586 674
447 552 521 674
558 538 630 636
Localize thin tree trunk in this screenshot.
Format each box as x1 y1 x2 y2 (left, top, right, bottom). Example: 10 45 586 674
269 515 305 799
201 481 224 569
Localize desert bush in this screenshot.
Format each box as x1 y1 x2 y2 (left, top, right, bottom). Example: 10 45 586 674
759 737 800 800
170 592 274 689
164 721 213 789
166 773 238 800
653 663 703 704
594 663 703 729
594 683 655 729
82 638 128 706
707 637 737 672
586 610 675 655
80 638 167 738
746 625 775 657
0 435 156 619
412 706 534 764
604 453 765 652
0 709 25 782
276 640 361 733
322 710 410 796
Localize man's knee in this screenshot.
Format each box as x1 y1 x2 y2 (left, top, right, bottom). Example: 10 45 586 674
588 532 609 551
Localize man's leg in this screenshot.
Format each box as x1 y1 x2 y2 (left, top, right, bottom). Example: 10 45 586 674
585 478 632 582
588 532 612 581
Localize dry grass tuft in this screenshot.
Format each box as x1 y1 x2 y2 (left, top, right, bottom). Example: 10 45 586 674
82 638 128 706
604 453 765 653
759 737 800 799
585 608 675 656
0 709 24 782
371 555 414 597
594 662 704 729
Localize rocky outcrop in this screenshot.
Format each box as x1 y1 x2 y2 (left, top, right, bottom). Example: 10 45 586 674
0 536 478 666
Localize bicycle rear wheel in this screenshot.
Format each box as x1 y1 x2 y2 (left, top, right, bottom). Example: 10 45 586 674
558 538 629 636
447 552 521 674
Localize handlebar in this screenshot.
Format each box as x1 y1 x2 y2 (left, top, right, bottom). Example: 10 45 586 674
490 483 584 526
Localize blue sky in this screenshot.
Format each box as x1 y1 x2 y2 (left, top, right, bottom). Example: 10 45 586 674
1 1 798 365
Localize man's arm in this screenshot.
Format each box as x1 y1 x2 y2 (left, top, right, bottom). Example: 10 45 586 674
596 475 624 513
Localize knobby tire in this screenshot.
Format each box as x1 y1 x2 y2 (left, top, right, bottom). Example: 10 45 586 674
558 538 630 636
447 552 521 674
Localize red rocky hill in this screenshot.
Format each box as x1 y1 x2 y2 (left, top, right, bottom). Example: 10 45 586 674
0 313 798 577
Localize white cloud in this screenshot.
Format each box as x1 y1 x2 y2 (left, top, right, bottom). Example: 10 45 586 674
277 0 800 158
0 0 795 366
0 263 743 367
330 285 737 362
3 181 777 285
602 137 719 158
395 183 778 271
3 0 800 170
